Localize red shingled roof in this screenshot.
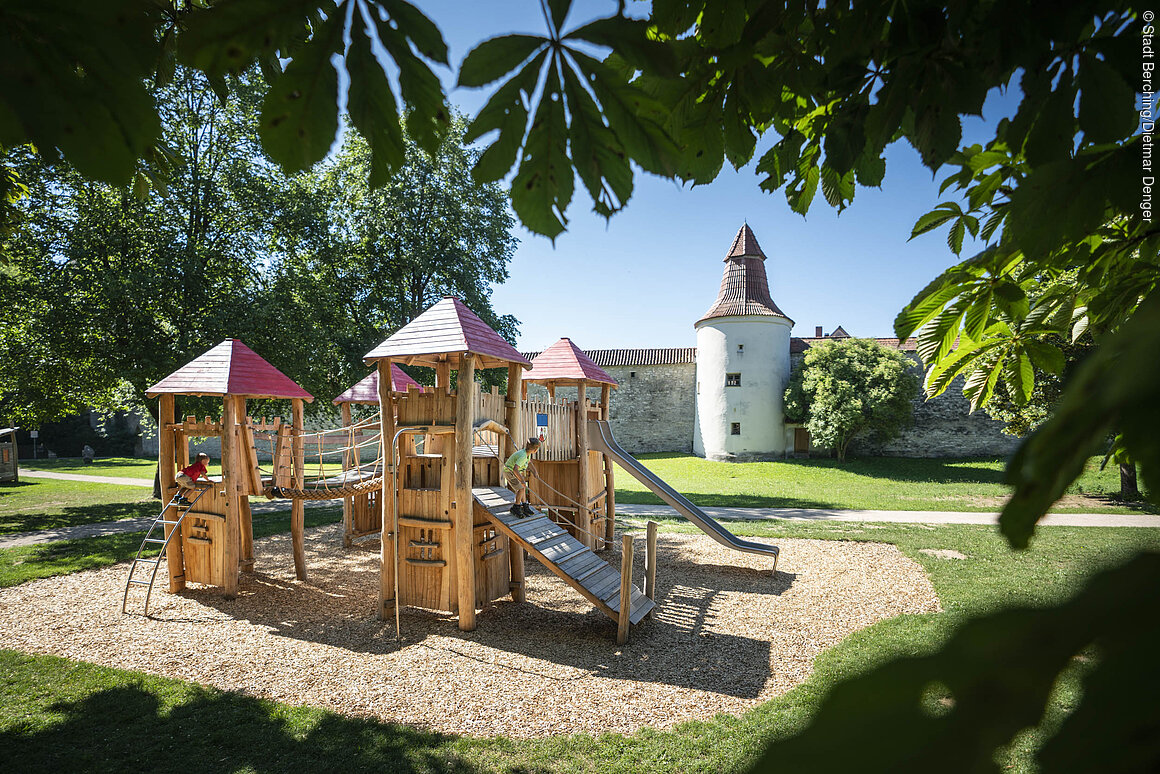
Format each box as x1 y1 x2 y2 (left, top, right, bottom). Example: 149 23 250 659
526 338 618 386
332 365 423 405
364 297 531 370
697 224 793 326
146 339 314 401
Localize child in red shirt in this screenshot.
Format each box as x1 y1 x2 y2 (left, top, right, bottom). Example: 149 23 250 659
174 452 211 505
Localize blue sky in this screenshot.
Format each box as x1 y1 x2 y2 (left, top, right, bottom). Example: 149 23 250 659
416 1 1015 351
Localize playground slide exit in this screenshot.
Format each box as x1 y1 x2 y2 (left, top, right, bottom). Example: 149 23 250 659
587 420 779 568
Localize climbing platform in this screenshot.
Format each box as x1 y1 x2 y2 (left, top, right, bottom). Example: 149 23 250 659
122 487 210 615
472 486 655 626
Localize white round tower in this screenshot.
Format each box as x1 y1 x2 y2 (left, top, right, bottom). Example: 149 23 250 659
693 224 794 461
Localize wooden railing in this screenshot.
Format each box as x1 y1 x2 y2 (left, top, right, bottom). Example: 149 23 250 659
519 398 576 461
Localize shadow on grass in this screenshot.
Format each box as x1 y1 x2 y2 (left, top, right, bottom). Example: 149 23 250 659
615 491 841 509
635 452 1008 485
1 679 478 773
1 501 158 535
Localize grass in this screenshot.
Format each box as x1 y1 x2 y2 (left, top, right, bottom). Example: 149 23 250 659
613 453 1156 513
0 506 342 588
19 456 158 479
2 517 1158 772
0 478 157 535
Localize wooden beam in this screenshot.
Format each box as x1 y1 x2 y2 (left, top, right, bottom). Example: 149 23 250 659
159 394 185 593
603 380 615 549
617 533 634 645
435 360 451 390
575 380 592 549
645 521 657 619
454 353 477 631
340 402 353 548
291 398 306 581
236 397 255 572
377 359 398 620
506 362 525 603
220 396 240 597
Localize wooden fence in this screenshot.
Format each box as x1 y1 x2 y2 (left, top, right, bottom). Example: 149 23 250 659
520 398 576 461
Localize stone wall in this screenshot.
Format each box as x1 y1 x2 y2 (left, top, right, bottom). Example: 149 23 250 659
525 363 696 454
789 352 1022 459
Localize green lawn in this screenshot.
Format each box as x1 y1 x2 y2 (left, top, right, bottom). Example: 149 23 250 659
0 506 342 588
0 478 157 535
19 456 158 479
613 454 1155 513
1 517 1157 772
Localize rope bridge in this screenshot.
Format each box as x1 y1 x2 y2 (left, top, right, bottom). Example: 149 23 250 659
253 414 386 500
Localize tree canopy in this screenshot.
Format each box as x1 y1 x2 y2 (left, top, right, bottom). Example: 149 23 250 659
1 1 1155 770
784 338 919 462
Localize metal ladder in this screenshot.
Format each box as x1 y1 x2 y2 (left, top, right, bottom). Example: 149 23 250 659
121 487 209 615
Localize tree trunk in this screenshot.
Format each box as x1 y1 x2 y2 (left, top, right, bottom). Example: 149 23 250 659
1120 462 1140 500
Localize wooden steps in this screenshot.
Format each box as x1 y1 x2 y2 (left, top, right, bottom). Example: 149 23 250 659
473 486 654 626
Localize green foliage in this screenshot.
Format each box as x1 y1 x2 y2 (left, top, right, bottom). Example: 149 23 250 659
784 339 919 462
260 113 519 400
749 553 1160 774
0 69 274 426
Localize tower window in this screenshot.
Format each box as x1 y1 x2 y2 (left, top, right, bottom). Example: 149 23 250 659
731 422 741 435
737 344 744 352
726 372 741 387
630 371 636 379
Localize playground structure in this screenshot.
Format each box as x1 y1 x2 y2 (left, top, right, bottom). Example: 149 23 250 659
0 426 17 483
128 298 778 643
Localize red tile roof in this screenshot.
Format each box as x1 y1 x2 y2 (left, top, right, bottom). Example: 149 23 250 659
522 347 697 367
790 336 918 353
697 224 793 325
146 340 314 401
526 338 618 385
332 364 423 405
364 297 530 370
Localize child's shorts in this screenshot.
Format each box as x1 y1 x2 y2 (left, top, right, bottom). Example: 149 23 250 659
176 472 195 488
503 469 525 490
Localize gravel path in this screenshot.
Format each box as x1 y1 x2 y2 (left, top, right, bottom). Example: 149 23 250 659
0 524 938 737
17 469 153 486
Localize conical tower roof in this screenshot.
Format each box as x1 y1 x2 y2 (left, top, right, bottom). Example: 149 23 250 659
696 224 793 325
526 338 618 386
332 365 423 405
364 297 531 370
146 339 314 401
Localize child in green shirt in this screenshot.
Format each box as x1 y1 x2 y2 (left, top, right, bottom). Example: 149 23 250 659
503 437 541 516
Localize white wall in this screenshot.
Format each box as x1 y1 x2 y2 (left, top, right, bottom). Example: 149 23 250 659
694 316 793 460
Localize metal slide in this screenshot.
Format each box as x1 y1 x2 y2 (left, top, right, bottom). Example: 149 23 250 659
588 420 779 569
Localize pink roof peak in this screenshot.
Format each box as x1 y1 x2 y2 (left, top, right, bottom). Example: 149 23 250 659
526 338 618 386
364 297 530 370
146 339 314 401
333 365 423 405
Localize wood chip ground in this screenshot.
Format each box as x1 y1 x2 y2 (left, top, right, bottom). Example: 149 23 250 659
0 525 939 737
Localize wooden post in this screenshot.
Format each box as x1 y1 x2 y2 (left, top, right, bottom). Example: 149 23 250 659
547 383 555 402
158 394 185 592
377 359 398 620
435 359 451 391
601 383 615 550
291 398 306 581
575 380 591 549
506 362 525 603
617 532 634 645
454 353 477 631
645 520 657 619
220 397 241 597
340 401 353 548
236 397 254 572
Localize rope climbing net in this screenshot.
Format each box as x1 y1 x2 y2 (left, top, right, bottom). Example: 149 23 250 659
254 413 386 500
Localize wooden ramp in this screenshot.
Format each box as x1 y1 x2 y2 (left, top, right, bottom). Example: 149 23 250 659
473 487 655 626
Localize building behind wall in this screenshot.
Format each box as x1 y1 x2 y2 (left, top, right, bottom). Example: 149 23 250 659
525 224 1020 460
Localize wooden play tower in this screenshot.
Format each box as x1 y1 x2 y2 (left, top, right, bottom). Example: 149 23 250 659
332 365 422 547
368 298 655 638
140 339 315 599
